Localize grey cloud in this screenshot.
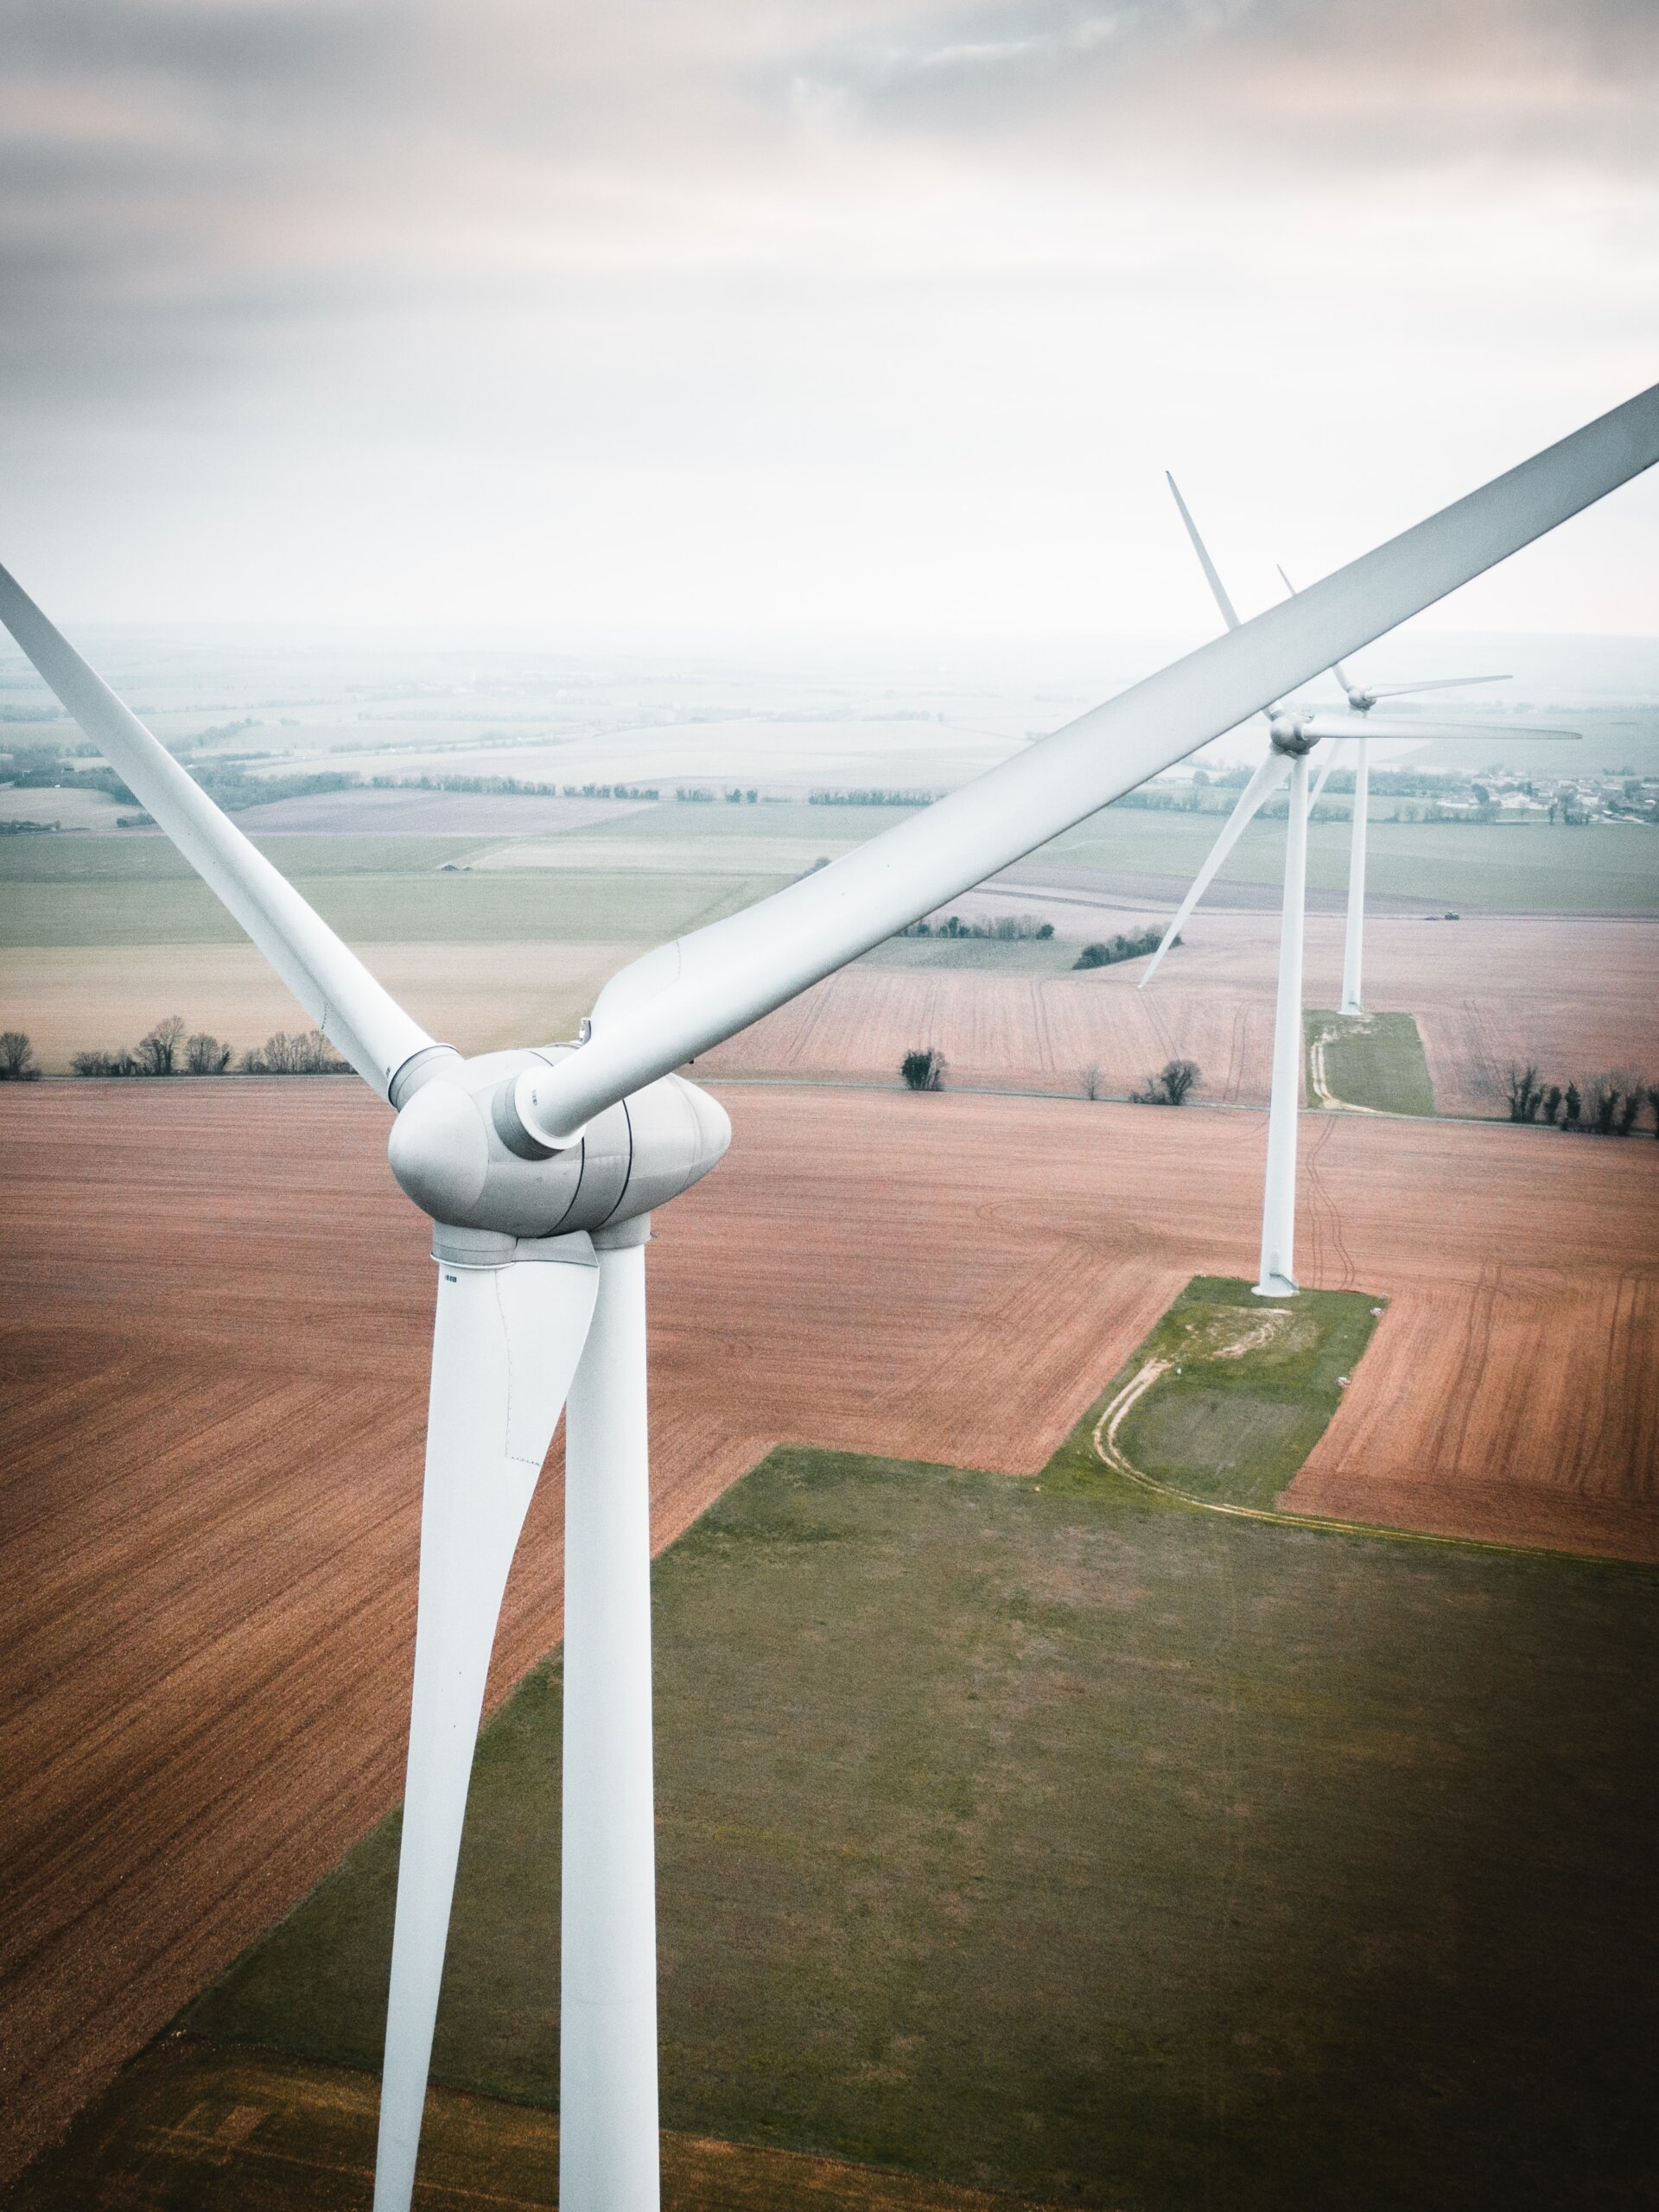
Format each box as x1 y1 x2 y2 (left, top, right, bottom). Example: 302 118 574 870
776 0 1659 166
1 0 1655 416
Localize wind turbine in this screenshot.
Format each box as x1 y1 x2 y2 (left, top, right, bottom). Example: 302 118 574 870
2 383 1654 2212
1272 556 1510 1019
1150 477 1546 1008
1142 479 1579 1295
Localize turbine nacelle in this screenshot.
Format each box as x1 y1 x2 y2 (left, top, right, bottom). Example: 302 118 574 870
387 1046 730 1241
1268 714 1319 756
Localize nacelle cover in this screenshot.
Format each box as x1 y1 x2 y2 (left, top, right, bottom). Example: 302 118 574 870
388 1046 729 1237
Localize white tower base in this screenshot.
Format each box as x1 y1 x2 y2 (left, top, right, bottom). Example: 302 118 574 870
1340 734 1370 1018
560 1215 662 2212
1255 753 1309 1298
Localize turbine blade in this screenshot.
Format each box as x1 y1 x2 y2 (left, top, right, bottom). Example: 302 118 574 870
1293 713 1580 742
1279 562 1358 699
1168 472 1242 630
536 382 1659 1141
372 1236 600 2212
1363 674 1510 697
0 565 437 1101
1138 751 1291 987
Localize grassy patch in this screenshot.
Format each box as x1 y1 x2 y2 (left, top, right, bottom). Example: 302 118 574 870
1101 1274 1384 1510
1305 1010 1437 1116
133 1396 1659 2210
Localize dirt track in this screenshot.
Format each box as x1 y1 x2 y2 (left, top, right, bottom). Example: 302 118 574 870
1 1080 1656 2181
703 913 1659 1116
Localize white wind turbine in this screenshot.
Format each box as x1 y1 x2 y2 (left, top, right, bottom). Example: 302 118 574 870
1141 478 1580 1296
3 385 1654 2212
1270 560 1511 1020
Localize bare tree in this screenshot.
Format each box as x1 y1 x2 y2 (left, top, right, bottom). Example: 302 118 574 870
245 1028 350 1075
1586 1077 1622 1136
1163 1058 1200 1106
136 1015 186 1077
0 1031 41 1081
1132 1058 1201 1107
900 1047 945 1092
1505 1065 1545 1122
1078 1062 1103 1102
185 1031 232 1075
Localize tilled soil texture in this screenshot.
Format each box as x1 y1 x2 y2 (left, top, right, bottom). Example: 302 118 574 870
2 1081 1656 2184
702 912 1659 1118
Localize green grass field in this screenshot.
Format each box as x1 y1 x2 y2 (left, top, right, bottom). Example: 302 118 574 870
1305 1010 1438 1116
58 1365 1638 2210
2 804 1653 969
1040 809 1659 912
0 836 791 948
1102 1274 1385 1511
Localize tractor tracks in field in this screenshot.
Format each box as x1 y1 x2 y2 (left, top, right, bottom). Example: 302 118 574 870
1303 1116 1357 1292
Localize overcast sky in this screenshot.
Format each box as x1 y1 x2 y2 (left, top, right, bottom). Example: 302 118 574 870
2 0 1656 652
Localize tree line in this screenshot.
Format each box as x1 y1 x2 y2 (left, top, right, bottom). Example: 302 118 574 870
1073 928 1174 969
1506 1065 1656 1136
899 914 1054 941
903 1049 1201 1108
0 1019 351 1080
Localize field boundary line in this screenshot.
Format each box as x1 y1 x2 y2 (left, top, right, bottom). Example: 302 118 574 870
1088 1363 1647 1567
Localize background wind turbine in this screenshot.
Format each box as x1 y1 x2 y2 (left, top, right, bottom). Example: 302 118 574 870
1143 480 1579 1294
1274 558 1508 1017
3 381 1654 2212
1153 481 1573 1014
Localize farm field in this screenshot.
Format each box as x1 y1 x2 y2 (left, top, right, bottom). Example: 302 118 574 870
9 2040 1032 2212
232 791 651 836
21 1432 1636 2212
708 912 1658 1118
3 909 1653 1103
1034 808 1659 914
251 717 1024 796
0 942 626 1071
0 851 788 950
170 1443 1653 2211
0 785 127 832
1 1084 1656 2187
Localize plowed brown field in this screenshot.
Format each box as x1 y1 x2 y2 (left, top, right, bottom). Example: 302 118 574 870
2 1081 1656 2183
703 914 1659 1116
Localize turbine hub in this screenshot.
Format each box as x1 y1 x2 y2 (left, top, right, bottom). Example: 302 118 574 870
388 1046 730 1238
1268 715 1317 756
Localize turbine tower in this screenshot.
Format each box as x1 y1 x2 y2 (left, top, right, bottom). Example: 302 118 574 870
3 385 1654 2211
1146 480 1579 1294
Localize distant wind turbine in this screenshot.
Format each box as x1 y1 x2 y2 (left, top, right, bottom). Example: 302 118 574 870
1144 478 1579 1295
1 382 1652 2211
